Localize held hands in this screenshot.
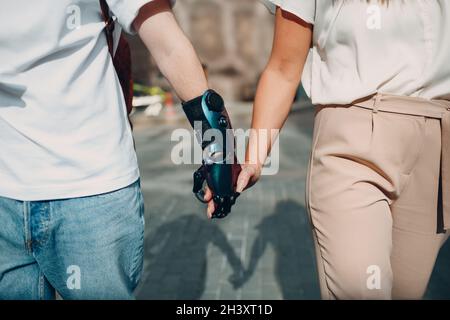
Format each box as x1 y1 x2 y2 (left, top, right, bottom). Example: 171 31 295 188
204 162 263 219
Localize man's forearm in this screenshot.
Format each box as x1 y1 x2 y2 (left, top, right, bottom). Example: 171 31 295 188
134 0 208 101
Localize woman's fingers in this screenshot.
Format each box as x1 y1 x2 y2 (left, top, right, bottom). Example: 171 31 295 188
204 187 215 218
203 186 213 202
206 199 216 219
205 164 261 218
236 164 259 193
236 169 251 193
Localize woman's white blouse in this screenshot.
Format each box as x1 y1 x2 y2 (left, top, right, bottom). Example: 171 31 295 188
262 0 450 104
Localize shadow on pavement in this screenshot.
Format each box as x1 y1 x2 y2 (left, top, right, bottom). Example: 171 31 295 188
137 214 244 300
234 200 321 299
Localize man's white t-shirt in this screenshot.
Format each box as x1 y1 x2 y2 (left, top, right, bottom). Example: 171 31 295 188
0 0 158 201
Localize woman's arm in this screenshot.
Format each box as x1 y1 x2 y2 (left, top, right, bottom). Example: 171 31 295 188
133 0 208 101
235 7 313 193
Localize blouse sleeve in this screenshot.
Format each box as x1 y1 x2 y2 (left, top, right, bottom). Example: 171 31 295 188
106 0 176 34
260 0 315 25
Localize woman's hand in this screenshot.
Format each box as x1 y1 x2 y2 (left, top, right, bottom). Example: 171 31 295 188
236 162 263 193
204 163 262 219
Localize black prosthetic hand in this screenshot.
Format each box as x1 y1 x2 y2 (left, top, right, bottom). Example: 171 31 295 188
182 90 241 219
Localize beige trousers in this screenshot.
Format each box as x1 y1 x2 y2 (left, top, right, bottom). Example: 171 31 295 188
306 94 450 300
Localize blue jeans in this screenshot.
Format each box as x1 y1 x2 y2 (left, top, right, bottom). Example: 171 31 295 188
0 180 145 300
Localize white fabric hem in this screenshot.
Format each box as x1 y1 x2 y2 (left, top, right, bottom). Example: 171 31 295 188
261 0 315 25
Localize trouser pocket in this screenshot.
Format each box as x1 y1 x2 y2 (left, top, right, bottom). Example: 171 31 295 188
370 111 425 176
311 106 425 198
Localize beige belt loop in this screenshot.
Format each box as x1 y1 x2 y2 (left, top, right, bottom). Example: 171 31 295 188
372 93 382 113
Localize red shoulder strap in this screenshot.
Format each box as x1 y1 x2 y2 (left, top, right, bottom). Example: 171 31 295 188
99 0 134 117
99 0 115 56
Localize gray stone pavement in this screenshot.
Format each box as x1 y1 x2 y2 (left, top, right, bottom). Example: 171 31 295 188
131 101 450 300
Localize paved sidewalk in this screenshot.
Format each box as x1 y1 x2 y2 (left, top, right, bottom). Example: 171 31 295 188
132 101 450 300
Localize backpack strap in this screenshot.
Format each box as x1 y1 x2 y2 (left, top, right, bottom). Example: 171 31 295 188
99 0 134 118
99 0 115 56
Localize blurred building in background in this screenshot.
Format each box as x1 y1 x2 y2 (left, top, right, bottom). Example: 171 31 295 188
128 0 274 101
